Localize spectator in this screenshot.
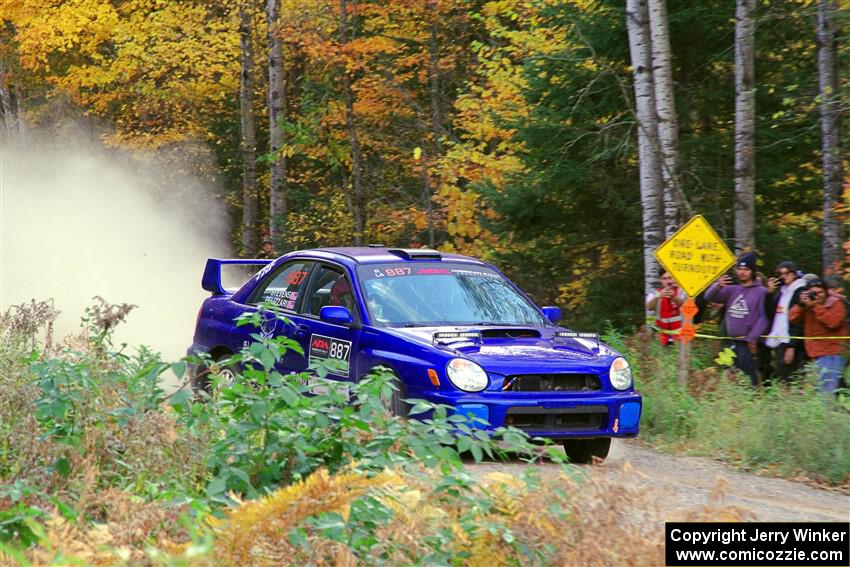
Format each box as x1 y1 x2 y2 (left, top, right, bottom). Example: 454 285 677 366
764 261 807 382
646 271 686 346
257 238 278 259
789 278 847 394
705 252 769 386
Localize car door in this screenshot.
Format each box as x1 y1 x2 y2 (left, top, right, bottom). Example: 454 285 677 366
230 259 315 373
293 263 361 397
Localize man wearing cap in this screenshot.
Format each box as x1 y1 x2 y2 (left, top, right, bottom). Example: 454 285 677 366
705 252 769 386
765 261 807 382
257 238 278 259
789 278 847 394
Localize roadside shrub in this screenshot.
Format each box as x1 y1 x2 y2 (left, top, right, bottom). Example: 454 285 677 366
0 298 206 557
628 334 850 485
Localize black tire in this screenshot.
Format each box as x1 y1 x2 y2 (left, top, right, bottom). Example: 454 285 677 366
562 437 611 464
191 352 236 397
380 372 409 417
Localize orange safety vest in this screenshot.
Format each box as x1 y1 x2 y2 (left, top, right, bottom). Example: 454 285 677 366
656 287 682 345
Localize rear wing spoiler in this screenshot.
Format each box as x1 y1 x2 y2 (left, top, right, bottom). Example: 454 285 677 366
202 258 273 295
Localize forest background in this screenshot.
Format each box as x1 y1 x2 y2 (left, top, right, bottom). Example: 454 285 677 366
2 0 848 330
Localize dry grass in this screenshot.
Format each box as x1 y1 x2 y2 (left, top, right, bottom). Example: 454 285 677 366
177 464 744 567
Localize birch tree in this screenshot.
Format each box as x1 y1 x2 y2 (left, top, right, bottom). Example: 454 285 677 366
627 0 664 296
817 0 844 270
239 1 258 256
647 0 681 237
267 0 288 246
733 0 756 253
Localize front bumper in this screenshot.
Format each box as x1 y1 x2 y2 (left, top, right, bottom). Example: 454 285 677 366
410 389 642 439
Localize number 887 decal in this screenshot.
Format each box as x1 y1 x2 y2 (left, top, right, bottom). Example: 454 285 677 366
309 334 352 378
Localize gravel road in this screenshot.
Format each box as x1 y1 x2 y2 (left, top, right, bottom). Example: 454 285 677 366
469 439 849 523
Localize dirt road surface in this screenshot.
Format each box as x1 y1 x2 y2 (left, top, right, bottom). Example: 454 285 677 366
469 440 849 523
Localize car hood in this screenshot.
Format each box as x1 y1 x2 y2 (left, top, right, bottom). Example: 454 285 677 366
385 326 618 375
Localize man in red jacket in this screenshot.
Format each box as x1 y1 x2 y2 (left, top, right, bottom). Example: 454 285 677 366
646 271 686 346
788 277 847 394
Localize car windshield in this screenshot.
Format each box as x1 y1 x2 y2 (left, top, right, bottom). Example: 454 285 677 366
356 262 550 327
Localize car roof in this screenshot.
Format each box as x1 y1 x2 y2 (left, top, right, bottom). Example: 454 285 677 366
292 247 487 267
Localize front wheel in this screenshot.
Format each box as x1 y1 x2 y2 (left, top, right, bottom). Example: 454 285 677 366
379 372 409 418
562 437 611 464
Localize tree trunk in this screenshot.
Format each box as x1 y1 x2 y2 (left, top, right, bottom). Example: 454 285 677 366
733 0 756 253
627 0 664 297
0 61 17 135
817 0 844 271
267 0 288 247
239 1 258 256
426 0 441 249
340 0 366 245
647 0 681 237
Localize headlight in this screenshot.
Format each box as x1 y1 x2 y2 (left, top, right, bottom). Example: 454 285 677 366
609 357 632 390
446 358 489 392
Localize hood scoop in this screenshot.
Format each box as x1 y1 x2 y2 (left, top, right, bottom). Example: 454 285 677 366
481 328 541 339
432 327 541 345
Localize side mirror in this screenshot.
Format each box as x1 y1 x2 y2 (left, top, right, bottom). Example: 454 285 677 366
541 306 562 324
320 305 355 326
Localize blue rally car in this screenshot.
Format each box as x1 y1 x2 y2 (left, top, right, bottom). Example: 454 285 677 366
188 247 641 462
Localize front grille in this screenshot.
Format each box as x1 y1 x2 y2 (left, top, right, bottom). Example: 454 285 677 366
504 373 601 392
505 405 608 432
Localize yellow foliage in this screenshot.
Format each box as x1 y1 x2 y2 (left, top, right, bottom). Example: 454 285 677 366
208 468 401 566
4 0 239 146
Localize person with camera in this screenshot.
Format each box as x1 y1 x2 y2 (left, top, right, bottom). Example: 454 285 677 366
764 261 807 382
788 278 847 394
646 271 686 346
705 252 769 386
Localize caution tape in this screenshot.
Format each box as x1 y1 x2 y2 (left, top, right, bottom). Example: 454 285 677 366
648 324 850 341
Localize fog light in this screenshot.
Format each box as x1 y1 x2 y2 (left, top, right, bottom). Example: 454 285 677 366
618 402 641 429
455 404 489 428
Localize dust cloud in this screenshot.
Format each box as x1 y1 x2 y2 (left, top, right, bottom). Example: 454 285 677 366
0 134 232 363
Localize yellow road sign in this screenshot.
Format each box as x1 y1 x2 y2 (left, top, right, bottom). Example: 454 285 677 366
654 215 736 297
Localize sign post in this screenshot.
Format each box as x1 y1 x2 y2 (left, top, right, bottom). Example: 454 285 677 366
654 215 735 386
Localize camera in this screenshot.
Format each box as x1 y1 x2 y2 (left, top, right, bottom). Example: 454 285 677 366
798 281 824 305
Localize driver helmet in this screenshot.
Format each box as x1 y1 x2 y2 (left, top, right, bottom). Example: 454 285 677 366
330 278 353 307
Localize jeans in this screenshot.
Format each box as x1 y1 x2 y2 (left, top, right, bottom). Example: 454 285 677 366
730 341 759 386
773 343 804 383
814 355 846 394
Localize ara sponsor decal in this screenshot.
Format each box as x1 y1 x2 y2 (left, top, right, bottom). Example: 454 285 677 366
309 334 352 378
